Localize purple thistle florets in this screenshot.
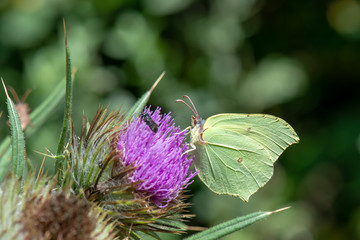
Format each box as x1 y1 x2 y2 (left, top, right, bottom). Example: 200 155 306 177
117 106 197 208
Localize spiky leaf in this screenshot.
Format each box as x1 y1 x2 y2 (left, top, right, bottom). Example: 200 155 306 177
0 78 66 181
184 208 289 240
2 80 26 180
56 19 73 179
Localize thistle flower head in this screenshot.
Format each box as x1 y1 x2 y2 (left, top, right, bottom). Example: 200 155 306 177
0 174 115 240
66 106 197 237
117 107 197 208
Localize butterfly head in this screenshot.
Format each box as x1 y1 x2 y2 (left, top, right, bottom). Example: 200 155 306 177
191 114 204 127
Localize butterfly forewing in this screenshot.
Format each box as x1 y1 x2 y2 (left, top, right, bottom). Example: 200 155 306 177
203 114 299 162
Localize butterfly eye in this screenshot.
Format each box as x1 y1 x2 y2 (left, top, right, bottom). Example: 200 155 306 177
191 115 197 125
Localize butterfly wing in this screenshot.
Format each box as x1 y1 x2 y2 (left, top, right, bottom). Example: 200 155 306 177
192 113 299 201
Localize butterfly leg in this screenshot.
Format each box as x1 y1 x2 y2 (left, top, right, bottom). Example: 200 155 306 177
198 128 207 144
175 126 191 135
181 143 196 157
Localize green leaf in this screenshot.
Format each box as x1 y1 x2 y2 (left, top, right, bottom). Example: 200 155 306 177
55 19 73 178
0 78 66 180
122 72 165 123
188 109 299 201
184 207 289 240
2 79 25 180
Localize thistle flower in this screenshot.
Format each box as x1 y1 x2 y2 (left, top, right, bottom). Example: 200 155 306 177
116 107 197 208
65 107 197 238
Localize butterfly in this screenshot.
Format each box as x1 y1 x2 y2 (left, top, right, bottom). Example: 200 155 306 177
176 95 299 201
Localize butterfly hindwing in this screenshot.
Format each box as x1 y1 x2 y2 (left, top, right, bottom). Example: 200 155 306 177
194 127 272 200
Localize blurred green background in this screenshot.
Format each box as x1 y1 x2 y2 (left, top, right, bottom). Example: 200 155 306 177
1 0 359 239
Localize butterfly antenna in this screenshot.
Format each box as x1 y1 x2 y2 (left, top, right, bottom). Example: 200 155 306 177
175 95 199 119
175 99 196 115
182 95 199 118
